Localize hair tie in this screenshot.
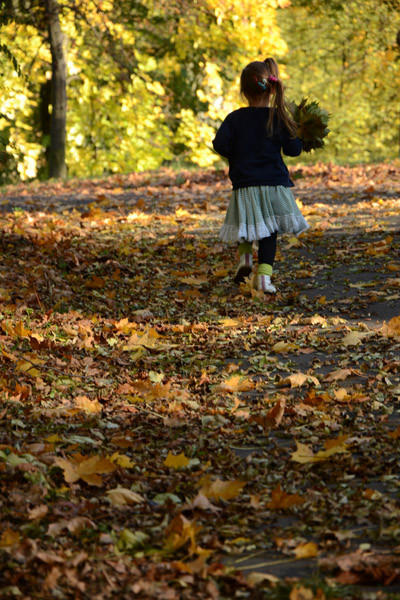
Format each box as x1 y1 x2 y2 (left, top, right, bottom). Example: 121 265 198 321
268 75 278 83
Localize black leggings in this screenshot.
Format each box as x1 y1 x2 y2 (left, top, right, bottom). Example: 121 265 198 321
258 232 277 266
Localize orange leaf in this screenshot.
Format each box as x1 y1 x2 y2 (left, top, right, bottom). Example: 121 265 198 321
165 514 201 554
267 483 304 510
54 455 117 486
294 541 318 559
265 398 286 428
85 275 105 289
388 426 400 439
200 476 246 501
212 375 254 394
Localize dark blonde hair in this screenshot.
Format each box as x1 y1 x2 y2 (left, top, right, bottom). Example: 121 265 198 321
240 57 297 138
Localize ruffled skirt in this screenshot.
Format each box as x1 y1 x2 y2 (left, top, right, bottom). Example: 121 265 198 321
219 185 309 243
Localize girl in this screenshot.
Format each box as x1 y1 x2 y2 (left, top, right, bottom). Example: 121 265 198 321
212 57 309 293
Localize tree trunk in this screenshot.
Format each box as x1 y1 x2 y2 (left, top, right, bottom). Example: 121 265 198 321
45 0 67 178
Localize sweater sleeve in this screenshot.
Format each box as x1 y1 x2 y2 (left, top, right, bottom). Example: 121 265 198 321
280 126 302 157
212 115 233 158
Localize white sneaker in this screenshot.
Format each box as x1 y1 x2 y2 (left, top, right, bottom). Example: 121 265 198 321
256 274 277 293
234 253 253 284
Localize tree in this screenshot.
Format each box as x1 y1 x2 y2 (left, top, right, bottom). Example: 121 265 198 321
45 0 67 178
0 0 289 180
278 0 400 163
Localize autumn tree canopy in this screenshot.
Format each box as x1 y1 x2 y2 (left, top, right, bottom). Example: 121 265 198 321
0 0 399 181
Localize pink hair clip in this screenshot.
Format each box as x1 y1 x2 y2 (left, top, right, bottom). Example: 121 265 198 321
268 75 278 83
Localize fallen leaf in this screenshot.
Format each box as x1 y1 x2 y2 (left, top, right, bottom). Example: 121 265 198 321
54 454 117 486
294 541 318 559
281 373 319 388
200 476 246 501
164 451 190 469
106 487 145 506
267 483 304 509
341 330 372 347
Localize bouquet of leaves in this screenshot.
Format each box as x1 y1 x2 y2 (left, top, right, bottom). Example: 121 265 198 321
289 98 330 152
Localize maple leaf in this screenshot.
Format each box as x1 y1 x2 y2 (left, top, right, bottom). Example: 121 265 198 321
341 330 372 347
383 316 400 340
109 452 135 468
0 528 20 547
272 341 298 353
164 451 190 469
54 454 117 486
164 514 202 554
106 487 145 506
281 372 319 388
85 275 106 289
293 541 318 559
212 375 254 394
324 368 353 382
267 483 304 509
180 276 208 286
200 476 246 501
291 439 350 463
74 395 102 413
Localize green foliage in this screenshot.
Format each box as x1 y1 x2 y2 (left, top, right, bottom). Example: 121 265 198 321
278 0 400 163
0 0 399 181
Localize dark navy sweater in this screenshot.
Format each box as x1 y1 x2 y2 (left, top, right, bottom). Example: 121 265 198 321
212 107 302 189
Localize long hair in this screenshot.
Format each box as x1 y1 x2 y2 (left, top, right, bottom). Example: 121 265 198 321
240 58 297 138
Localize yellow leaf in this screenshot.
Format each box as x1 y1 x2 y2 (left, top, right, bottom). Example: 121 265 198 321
74 396 102 413
16 360 40 377
0 528 20 547
165 514 202 554
114 318 137 334
291 442 316 464
282 373 319 388
293 541 318 559
212 375 254 394
14 321 31 338
291 439 349 464
341 330 371 346
54 455 117 486
122 327 170 351
272 341 298 353
317 296 326 305
164 451 190 469
109 452 135 468
287 236 302 248
218 318 242 328
200 476 246 501
181 276 208 286
383 316 400 340
289 585 316 600
106 487 144 506
334 388 350 401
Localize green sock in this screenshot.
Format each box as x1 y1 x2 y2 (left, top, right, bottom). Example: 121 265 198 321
238 242 252 256
258 263 273 276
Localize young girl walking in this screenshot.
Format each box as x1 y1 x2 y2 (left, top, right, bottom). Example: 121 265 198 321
213 57 309 293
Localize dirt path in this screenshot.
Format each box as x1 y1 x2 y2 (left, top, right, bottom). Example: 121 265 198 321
0 163 400 599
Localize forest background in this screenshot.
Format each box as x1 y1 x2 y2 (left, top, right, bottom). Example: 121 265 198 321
1 0 400 185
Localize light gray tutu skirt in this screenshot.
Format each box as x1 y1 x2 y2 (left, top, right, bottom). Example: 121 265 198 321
219 185 309 243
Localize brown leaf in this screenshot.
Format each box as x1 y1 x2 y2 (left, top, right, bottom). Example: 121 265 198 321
267 483 305 510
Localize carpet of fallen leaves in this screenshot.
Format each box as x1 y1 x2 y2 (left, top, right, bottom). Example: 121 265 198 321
0 162 400 600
